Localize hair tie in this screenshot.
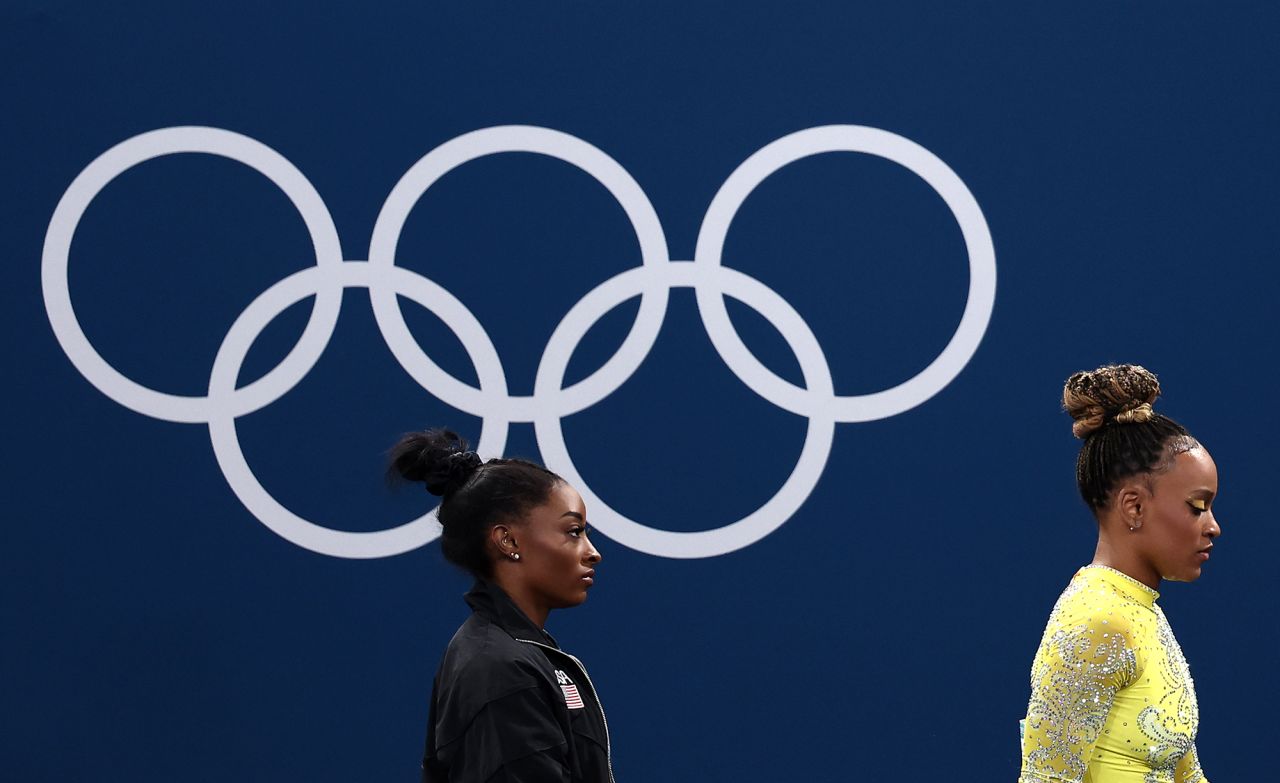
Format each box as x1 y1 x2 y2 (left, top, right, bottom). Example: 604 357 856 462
1112 402 1155 425
424 450 482 496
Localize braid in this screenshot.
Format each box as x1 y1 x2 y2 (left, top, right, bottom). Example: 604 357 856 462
1063 365 1200 510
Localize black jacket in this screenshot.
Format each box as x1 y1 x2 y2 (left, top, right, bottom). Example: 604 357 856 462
422 580 614 783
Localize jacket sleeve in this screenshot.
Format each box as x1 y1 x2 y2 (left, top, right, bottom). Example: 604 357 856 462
1018 614 1139 782
484 751 573 783
432 685 571 783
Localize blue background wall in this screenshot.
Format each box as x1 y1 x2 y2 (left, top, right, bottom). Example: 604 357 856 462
3 2 1276 780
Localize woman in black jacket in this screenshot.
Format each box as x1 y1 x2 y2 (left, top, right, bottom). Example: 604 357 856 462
389 429 612 783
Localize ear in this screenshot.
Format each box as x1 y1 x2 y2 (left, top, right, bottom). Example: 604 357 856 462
1115 482 1147 530
489 524 519 560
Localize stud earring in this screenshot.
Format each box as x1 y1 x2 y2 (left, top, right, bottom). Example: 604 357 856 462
510 553 521 561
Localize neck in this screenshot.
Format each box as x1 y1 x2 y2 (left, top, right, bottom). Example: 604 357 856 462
1092 533 1161 591
491 571 550 629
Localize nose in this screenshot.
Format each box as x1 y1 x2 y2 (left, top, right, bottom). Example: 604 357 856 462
584 538 602 564
1206 512 1222 539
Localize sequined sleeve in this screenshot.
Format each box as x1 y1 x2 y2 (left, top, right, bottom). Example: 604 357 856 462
1018 612 1139 782
1175 744 1207 783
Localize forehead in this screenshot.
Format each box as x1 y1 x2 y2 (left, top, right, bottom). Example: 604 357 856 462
524 482 585 524
1163 448 1218 489
545 482 584 512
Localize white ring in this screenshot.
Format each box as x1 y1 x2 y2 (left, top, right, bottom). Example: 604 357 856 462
367 126 671 420
41 126 345 423
206 261 510 559
535 262 836 558
694 125 997 422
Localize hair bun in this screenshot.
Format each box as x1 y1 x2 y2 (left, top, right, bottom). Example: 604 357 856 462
1062 364 1161 439
387 429 483 496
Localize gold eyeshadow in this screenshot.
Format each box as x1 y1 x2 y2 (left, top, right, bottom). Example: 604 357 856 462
1189 498 1208 511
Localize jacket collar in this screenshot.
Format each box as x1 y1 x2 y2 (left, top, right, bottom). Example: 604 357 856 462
465 579 559 648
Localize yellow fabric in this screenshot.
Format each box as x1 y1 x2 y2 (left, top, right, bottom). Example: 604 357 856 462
1018 566 1208 783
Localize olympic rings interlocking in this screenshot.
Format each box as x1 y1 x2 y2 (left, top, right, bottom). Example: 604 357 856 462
42 124 996 559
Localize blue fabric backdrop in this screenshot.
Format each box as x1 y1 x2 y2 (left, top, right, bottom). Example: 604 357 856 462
3 2 1276 780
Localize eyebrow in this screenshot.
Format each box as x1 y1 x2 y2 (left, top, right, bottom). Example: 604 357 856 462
560 511 584 521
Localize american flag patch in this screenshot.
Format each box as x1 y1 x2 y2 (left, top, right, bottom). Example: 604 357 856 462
561 683 585 710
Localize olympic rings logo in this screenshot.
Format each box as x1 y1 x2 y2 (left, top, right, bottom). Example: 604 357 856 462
42 125 996 560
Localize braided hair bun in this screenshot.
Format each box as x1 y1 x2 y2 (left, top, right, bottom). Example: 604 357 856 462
1061 364 1199 511
1062 364 1161 439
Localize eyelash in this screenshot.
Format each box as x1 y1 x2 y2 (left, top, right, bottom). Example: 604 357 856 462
1188 503 1208 516
569 526 585 538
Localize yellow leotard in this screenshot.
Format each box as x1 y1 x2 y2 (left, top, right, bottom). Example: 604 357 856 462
1018 565 1207 783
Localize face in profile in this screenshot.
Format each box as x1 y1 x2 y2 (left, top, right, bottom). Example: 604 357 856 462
1141 448 1221 583
516 482 601 609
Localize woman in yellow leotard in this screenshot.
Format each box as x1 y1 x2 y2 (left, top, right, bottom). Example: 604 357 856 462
1019 365 1220 783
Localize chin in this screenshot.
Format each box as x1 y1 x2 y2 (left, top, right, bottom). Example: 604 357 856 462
553 593 589 609
1164 567 1203 584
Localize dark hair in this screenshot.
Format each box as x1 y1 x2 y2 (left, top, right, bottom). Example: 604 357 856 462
387 429 563 577
1062 364 1200 511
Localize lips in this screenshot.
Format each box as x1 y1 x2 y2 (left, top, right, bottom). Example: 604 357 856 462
1197 546 1213 562
580 569 595 586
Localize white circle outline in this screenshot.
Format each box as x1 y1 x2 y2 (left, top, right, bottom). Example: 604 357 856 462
367 126 671 421
694 125 997 421
41 126 345 423
205 262 512 559
534 262 836 558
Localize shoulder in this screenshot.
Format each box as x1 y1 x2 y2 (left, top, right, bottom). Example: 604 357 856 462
437 614 557 704
1046 571 1146 638
1033 572 1147 681
430 616 568 752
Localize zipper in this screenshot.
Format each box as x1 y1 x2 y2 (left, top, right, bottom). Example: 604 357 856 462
517 639 615 783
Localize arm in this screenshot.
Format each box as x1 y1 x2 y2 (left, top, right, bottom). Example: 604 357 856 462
485 752 573 783
435 686 572 783
1175 744 1207 783
1018 617 1138 783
